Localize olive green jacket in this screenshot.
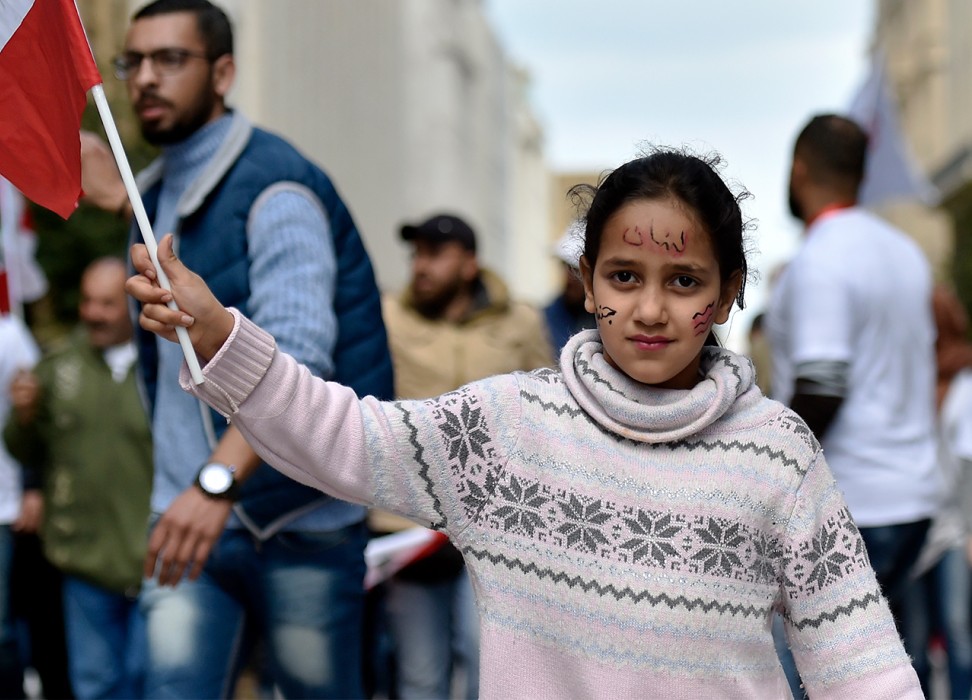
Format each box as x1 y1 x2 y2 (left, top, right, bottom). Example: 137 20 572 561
3 330 152 594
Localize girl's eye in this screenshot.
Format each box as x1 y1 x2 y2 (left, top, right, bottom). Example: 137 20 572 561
612 271 636 284
673 275 698 289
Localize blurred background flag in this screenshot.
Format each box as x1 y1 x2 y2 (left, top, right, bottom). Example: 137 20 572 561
0 0 102 219
0 177 48 318
847 50 939 208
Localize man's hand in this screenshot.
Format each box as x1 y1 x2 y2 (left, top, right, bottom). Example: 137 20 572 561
13 490 42 534
80 130 128 216
9 369 40 425
127 234 236 361
144 486 233 586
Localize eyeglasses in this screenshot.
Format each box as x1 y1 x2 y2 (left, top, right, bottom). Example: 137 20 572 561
111 48 210 80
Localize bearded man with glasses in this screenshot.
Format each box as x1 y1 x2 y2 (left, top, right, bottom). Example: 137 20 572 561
81 1 393 698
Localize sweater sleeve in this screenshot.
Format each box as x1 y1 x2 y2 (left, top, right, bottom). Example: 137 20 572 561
779 453 922 698
181 309 520 537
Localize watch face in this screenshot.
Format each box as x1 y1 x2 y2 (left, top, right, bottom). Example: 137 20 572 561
200 464 233 494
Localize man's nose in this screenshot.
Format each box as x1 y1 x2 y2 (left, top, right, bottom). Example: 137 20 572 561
411 255 430 276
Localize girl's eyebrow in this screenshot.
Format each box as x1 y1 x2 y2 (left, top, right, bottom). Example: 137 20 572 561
667 262 707 273
599 256 712 275
599 255 641 267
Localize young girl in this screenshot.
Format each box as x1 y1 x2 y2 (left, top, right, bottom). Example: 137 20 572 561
128 149 921 698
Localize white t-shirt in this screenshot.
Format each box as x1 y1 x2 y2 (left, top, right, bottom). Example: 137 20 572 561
913 369 972 574
0 315 40 524
766 207 940 526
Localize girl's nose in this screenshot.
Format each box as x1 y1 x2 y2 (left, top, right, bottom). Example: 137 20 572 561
635 288 668 326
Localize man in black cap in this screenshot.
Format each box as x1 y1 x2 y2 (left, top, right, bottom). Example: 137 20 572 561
371 212 553 698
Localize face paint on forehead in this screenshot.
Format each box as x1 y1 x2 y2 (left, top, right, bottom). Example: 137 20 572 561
692 302 715 336
622 227 644 247
649 224 687 255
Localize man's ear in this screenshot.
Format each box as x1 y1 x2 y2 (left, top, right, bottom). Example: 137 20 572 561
790 157 809 189
714 271 742 324
212 54 235 98
579 255 596 314
460 250 479 283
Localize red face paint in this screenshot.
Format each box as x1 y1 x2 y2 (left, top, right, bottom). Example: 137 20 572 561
650 224 686 255
692 302 715 335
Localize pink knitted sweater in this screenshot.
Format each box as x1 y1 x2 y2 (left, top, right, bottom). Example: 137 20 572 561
184 311 921 699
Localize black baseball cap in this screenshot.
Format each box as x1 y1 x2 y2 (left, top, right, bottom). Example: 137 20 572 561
400 214 477 252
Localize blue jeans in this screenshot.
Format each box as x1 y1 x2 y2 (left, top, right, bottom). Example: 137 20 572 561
63 575 146 699
902 545 972 699
772 612 806 699
859 519 931 621
385 568 479 700
0 526 21 699
140 521 367 699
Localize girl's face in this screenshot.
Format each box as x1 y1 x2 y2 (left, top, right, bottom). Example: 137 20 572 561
580 197 740 389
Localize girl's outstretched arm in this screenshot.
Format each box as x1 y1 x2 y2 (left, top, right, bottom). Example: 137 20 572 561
126 234 235 362
128 236 520 533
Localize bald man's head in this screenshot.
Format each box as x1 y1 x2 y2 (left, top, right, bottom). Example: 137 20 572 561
80 257 133 349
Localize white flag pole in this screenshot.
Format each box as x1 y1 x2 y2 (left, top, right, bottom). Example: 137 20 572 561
90 84 205 385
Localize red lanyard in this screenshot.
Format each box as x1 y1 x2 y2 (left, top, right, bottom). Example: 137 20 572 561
806 202 854 229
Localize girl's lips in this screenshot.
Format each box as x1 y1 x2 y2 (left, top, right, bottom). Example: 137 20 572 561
630 335 672 350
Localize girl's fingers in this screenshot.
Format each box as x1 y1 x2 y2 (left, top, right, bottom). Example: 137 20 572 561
125 273 171 303
140 304 192 329
130 242 156 276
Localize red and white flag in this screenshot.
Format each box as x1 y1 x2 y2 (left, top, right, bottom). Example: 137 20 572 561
0 0 102 219
847 50 939 208
0 177 48 316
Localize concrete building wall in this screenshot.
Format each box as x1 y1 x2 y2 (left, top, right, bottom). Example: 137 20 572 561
871 0 955 280
101 0 551 303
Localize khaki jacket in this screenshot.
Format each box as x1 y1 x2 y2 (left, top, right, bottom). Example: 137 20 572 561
381 268 554 400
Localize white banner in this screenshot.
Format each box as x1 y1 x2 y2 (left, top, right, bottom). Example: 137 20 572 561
847 51 939 207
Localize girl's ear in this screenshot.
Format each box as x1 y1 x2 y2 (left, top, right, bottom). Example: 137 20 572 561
579 255 596 314
714 270 742 324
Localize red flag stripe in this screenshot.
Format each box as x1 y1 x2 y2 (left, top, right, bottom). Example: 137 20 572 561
0 0 102 219
0 270 9 316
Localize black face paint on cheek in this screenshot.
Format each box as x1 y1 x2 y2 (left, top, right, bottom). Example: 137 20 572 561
596 306 617 325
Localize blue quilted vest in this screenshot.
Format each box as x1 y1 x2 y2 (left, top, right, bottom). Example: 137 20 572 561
136 126 394 531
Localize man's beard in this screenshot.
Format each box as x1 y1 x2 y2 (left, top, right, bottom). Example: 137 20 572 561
140 90 218 146
411 276 464 319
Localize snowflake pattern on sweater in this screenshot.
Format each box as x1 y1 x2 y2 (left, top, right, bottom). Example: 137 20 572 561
189 317 922 699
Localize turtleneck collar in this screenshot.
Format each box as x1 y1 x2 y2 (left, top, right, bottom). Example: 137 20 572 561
161 112 233 178
559 329 756 443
